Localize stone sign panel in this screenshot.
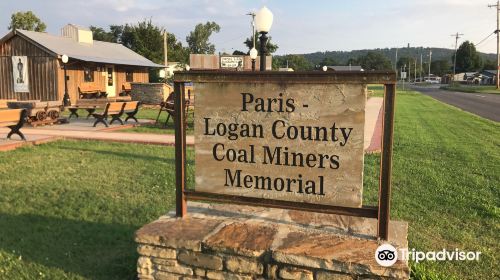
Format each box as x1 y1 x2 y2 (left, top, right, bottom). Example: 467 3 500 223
195 77 366 207
194 78 366 207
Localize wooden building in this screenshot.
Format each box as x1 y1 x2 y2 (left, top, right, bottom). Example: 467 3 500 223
0 24 163 103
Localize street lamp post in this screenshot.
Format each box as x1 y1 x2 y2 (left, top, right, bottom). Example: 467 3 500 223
255 6 273 71
250 48 258 71
61 54 70 107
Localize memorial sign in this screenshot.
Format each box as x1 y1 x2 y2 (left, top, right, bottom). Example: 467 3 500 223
193 75 367 207
220 56 244 68
174 71 396 239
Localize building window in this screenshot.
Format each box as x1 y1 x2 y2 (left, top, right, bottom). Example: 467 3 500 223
125 69 134 82
84 67 94 82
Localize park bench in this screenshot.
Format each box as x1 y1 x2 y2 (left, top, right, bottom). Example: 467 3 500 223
155 93 189 128
121 83 132 96
123 101 141 123
78 84 107 99
91 102 126 127
67 97 132 119
0 109 27 140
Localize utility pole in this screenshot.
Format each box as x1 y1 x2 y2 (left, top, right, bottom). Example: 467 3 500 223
395 48 398 80
247 12 256 71
163 30 168 78
428 49 432 81
414 58 417 82
451 32 463 83
420 52 423 82
489 0 500 89
402 64 406 90
408 59 411 82
246 12 256 48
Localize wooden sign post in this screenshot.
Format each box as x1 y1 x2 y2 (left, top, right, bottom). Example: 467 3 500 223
173 71 396 240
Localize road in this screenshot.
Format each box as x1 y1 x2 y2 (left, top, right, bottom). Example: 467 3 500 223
412 85 500 122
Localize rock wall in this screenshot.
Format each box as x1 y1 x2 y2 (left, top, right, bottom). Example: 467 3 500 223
131 83 172 105
135 202 409 280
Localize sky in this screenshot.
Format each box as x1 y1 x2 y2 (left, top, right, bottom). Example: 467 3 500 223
0 0 497 55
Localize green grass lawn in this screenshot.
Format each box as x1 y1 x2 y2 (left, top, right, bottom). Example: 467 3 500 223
122 108 194 135
368 84 385 97
440 84 500 95
0 141 194 279
0 90 498 279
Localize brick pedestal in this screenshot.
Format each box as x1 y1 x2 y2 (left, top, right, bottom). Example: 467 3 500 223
135 202 409 280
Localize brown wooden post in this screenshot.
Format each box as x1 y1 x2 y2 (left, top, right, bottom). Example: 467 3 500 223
378 83 396 240
174 81 187 217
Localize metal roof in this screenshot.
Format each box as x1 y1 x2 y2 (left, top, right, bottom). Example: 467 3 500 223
1 29 164 68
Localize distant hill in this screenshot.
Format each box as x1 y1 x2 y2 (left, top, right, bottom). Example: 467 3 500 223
276 47 496 67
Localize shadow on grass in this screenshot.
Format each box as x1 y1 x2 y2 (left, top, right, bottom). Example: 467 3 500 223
0 213 138 279
53 144 194 165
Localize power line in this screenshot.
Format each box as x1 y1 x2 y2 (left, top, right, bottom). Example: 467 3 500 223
475 32 495 46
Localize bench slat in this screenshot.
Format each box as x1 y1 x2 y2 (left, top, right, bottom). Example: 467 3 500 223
108 102 125 112
123 101 138 111
0 109 23 124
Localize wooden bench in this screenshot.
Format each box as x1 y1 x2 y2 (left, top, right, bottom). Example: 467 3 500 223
121 83 132 96
91 102 126 127
78 84 107 99
123 101 141 123
67 99 104 119
67 97 132 119
0 109 27 140
155 93 188 128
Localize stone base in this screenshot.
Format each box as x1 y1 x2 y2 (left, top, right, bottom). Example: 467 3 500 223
135 202 409 280
131 83 172 105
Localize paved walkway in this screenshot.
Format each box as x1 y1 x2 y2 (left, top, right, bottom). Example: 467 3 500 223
364 97 383 153
0 98 383 152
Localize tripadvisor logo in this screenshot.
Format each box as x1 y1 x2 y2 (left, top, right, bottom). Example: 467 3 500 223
375 244 398 267
375 244 482 267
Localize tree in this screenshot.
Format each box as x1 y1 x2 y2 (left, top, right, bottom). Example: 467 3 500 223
232 50 246 55
346 57 358 66
431 59 451 76
90 20 189 64
482 59 496 70
319 57 338 67
396 57 413 70
186 22 220 54
357 51 392 70
90 20 189 82
272 55 312 70
90 26 117 42
454 41 482 72
8 11 46 32
244 32 278 55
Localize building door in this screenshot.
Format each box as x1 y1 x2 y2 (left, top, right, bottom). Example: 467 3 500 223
106 66 115 97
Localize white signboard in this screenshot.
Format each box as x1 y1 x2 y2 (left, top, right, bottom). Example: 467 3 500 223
12 56 29 92
400 72 407 79
220 56 244 68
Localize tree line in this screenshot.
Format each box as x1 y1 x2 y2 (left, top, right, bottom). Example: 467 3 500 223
8 11 494 75
285 43 494 74
7 11 278 80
